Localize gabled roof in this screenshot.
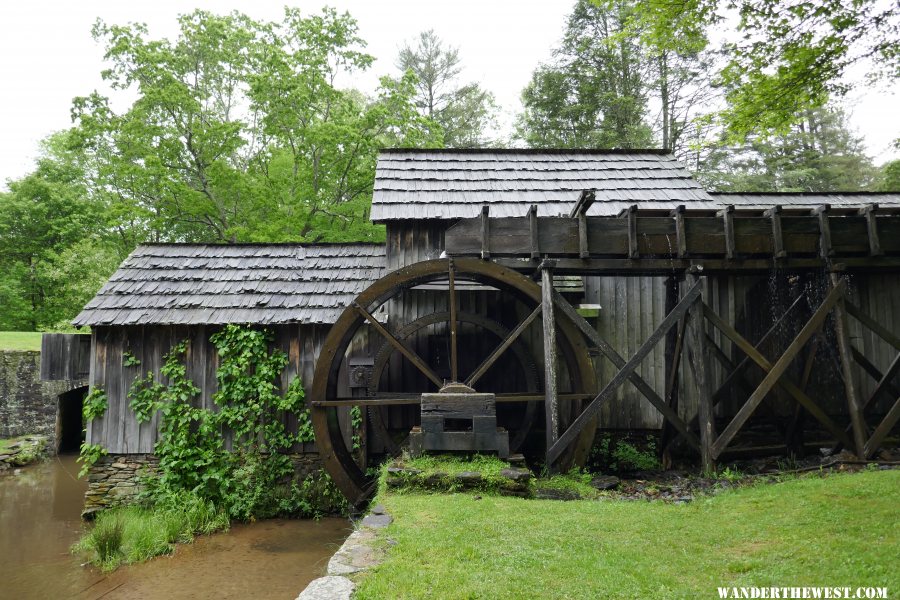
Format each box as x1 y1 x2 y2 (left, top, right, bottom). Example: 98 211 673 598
73 243 385 327
371 148 717 221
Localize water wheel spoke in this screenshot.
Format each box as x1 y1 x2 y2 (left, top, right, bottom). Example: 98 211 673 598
466 304 542 388
313 395 421 407
449 259 459 382
353 302 444 388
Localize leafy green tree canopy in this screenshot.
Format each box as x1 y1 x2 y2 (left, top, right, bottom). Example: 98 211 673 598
612 0 900 140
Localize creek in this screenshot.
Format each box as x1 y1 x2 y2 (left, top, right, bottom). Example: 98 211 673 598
0 455 350 599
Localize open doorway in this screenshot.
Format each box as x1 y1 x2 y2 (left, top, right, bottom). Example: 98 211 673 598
56 386 87 453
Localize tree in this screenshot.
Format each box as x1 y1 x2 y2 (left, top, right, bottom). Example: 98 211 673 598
73 8 437 244
618 0 900 140
517 0 653 149
396 30 497 147
0 131 112 330
879 160 900 191
697 104 879 191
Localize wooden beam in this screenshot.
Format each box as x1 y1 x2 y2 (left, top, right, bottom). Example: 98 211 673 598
845 301 900 351
578 213 589 258
765 205 786 259
541 261 560 465
673 205 687 257
626 204 638 259
703 303 852 450
706 280 851 458
569 190 596 218
448 259 458 382
480 205 490 260
529 204 540 260
829 271 867 457
354 302 444 388
686 269 715 472
466 304 542 388
860 204 883 256
547 280 703 464
864 396 900 458
852 347 900 404
865 351 900 411
815 205 834 258
720 205 735 260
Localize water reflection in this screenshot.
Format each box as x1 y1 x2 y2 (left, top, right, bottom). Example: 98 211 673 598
0 456 350 599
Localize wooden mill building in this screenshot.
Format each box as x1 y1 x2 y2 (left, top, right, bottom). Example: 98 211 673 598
46 148 900 505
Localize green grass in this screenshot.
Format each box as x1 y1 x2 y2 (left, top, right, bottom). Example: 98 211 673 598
0 332 44 351
355 470 900 599
74 492 229 571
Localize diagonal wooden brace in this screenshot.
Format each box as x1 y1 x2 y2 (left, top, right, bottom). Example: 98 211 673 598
547 282 703 464
706 279 851 458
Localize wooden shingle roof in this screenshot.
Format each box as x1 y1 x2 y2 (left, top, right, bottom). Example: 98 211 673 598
73 243 386 327
710 192 900 210
371 148 716 221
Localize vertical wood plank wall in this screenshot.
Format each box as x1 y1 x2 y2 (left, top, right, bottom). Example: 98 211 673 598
87 323 334 454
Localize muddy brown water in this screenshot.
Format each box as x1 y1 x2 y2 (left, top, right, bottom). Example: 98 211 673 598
0 455 351 600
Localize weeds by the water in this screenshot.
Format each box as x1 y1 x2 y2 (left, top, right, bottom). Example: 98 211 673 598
74 492 229 571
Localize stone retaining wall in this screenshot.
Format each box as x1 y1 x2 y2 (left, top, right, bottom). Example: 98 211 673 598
84 454 159 517
0 350 84 449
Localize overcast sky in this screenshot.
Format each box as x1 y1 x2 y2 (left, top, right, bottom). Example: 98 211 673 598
1 0 897 188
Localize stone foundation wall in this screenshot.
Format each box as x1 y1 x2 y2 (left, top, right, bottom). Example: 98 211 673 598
0 350 84 448
84 454 159 518
84 452 328 518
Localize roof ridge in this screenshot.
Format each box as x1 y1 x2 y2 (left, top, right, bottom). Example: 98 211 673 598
379 148 673 155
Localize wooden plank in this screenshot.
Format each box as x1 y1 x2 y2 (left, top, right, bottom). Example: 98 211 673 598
481 205 490 260
720 205 735 260
448 260 458 382
673 205 687 257
706 281 852 457
529 204 540 259
541 263 560 463
866 351 900 410
864 395 900 457
845 301 900 351
547 281 703 464
852 347 900 403
466 304 542 388
686 270 715 472
765 206 786 258
578 213 589 258
626 204 638 259
829 271 867 457
815 205 834 258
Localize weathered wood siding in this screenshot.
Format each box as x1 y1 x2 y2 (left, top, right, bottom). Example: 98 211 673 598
86 324 343 454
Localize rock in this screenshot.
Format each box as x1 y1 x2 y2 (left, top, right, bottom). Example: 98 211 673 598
500 467 532 483
455 471 483 485
370 504 386 515
327 529 382 576
111 462 127 469
506 453 526 466
296 576 355 600
360 514 392 529
423 472 448 487
590 475 620 491
536 488 581 501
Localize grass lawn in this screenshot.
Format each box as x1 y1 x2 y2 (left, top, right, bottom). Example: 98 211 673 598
355 470 900 599
0 332 44 351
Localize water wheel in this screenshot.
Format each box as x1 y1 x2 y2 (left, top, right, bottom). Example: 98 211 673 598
310 258 597 505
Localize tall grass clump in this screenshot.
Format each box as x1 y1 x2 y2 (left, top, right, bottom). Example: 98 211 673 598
74 492 229 571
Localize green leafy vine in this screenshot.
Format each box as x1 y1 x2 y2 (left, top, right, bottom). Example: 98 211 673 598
82 387 108 421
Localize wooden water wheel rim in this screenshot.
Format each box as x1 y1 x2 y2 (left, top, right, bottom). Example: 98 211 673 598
310 258 597 506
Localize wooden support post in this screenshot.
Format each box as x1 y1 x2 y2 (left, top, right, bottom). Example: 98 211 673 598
448 259 458 382
720 205 735 259
661 274 682 466
815 205 834 259
578 213 589 258
529 204 540 260
829 269 867 457
860 204 882 256
480 205 491 260
685 267 715 473
541 260 559 467
626 204 639 259
765 205 786 259
672 205 687 257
